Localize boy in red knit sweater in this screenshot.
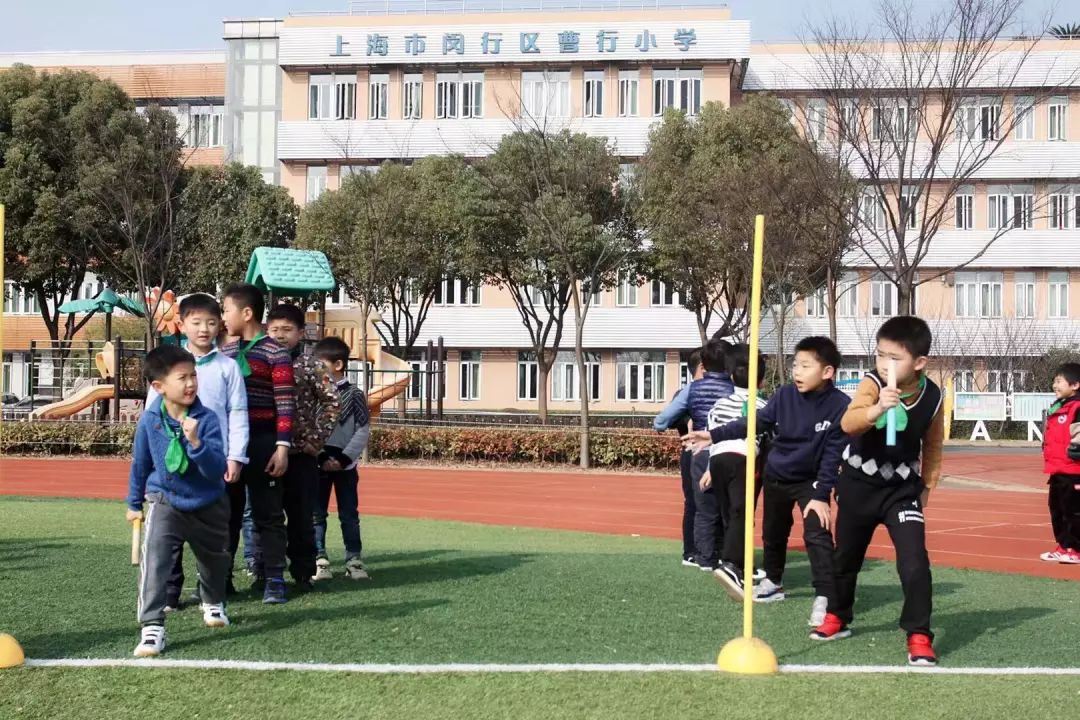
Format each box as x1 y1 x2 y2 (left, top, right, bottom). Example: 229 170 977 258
221 283 296 604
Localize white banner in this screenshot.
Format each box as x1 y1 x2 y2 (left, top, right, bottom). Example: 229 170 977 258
953 392 1007 422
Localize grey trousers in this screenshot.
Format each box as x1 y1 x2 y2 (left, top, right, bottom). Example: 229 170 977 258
137 493 231 626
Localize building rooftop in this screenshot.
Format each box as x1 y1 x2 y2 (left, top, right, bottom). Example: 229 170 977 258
335 0 729 15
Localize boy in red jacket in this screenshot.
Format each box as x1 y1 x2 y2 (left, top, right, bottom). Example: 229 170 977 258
1041 362 1080 565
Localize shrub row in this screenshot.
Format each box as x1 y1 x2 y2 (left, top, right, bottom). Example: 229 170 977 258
0 421 684 469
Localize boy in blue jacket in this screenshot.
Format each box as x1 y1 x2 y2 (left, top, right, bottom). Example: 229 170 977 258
685 336 849 627
127 345 231 658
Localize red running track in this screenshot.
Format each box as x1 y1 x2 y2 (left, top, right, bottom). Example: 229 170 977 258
0 453 1076 581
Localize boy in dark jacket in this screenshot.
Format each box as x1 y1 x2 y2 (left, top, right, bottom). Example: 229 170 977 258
685 336 849 627
1040 362 1080 565
127 346 230 658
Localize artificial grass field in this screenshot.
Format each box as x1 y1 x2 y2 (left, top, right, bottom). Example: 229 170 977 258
1 496 1079 719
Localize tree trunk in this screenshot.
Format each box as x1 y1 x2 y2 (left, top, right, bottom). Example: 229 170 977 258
360 298 371 464
825 265 838 343
897 275 916 315
695 312 708 345
775 306 787 384
536 350 551 424
571 286 590 470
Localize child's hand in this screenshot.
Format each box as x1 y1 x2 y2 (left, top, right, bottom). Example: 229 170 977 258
322 458 342 472
803 499 832 531
126 508 142 523
225 460 243 484
266 446 289 477
681 430 710 444
699 469 712 491
876 387 900 412
182 416 201 448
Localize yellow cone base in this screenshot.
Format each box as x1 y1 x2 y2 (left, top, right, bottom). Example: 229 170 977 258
716 636 778 675
0 634 25 669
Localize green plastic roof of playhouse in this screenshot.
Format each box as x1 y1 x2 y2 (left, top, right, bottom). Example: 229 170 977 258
245 248 336 295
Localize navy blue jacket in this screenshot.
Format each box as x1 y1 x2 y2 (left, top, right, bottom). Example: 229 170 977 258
686 371 735 432
127 396 227 513
709 382 850 501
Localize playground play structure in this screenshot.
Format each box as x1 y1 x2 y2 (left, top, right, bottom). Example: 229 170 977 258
30 248 412 420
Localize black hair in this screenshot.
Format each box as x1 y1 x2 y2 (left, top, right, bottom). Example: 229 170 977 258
794 336 843 371
1055 363 1080 387
266 303 306 329
701 337 731 373
222 283 265 324
876 316 932 358
144 345 195 383
178 293 221 319
687 349 703 374
726 343 767 389
314 336 351 368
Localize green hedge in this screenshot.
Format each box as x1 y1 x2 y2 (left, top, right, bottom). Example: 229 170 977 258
0 421 684 469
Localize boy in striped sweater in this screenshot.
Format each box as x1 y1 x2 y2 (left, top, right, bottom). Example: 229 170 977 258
221 283 296 605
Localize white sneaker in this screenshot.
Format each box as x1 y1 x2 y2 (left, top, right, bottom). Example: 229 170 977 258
345 558 370 580
201 603 230 628
133 625 166 657
753 578 786 603
752 568 766 582
808 596 828 627
313 557 333 582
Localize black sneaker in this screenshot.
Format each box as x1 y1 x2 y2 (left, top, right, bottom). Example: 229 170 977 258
225 578 239 596
713 562 745 600
262 577 288 604
294 577 316 594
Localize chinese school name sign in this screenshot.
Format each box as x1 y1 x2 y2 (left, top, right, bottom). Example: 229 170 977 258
280 20 751 66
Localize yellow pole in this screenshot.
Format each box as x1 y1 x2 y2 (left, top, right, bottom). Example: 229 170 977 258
716 214 778 675
942 376 954 441
0 204 5 425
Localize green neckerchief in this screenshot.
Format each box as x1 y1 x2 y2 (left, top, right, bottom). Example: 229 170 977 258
192 346 216 367
874 373 928 432
160 402 190 475
741 391 764 417
235 333 265 377
1048 399 1066 415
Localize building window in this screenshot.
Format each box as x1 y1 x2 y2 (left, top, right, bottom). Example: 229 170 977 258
899 189 918 230
860 191 886 229
522 70 569 118
436 72 483 119
955 271 1002 318
583 70 604 118
1015 271 1035 318
551 351 601 402
368 73 389 120
987 369 1026 393
955 192 974 230
618 70 639 117
805 98 827 143
872 100 915 141
616 271 638 307
652 69 702 117
431 277 481 306
1049 192 1073 229
956 98 1000 141
1049 96 1068 141
459 351 481 401
650 280 679 307
403 73 423 119
954 370 974 393
3 282 39 315
191 106 224 147
310 74 355 121
987 190 1032 230
306 166 328 203
1049 271 1069 319
870 273 898 317
838 272 859 317
517 351 539 401
839 100 859 141
1014 96 1034 140
616 351 666 402
805 287 827 318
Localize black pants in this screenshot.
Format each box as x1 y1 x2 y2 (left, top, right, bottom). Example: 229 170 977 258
715 453 762 571
829 473 932 637
761 476 835 600
679 449 696 559
1049 474 1080 550
283 453 319 583
228 433 287 579
691 451 723 563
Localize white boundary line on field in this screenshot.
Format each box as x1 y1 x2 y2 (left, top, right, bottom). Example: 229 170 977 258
22 658 1080 676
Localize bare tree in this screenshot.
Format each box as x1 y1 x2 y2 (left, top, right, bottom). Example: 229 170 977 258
804 0 1074 312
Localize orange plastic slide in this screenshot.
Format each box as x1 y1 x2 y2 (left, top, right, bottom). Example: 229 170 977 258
323 309 411 417
31 385 114 420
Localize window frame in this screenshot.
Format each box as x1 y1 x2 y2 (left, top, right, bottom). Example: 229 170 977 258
459 351 481 401
402 73 423 120
368 73 389 120
583 70 604 118
618 70 639 117
615 352 666 403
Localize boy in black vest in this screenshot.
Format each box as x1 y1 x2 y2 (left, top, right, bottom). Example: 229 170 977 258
811 316 944 668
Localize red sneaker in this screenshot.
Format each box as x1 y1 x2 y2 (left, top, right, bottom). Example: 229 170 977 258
1060 549 1080 565
1040 545 1068 562
809 612 851 641
907 633 937 666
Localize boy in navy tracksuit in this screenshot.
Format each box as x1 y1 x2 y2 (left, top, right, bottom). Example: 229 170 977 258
1041 362 1080 565
684 338 734 571
127 346 230 658
686 336 849 627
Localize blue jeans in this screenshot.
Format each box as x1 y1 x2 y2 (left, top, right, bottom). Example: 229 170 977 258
241 493 255 564
314 468 362 560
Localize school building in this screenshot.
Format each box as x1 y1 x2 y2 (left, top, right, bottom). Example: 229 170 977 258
2 0 1079 412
